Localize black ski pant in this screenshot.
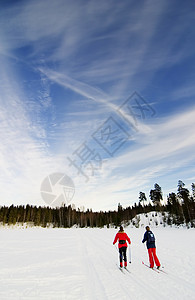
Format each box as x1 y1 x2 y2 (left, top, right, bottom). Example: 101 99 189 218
119 246 127 263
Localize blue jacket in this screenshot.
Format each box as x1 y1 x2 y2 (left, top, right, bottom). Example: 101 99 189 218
142 230 156 249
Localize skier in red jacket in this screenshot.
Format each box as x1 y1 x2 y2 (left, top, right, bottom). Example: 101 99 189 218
113 226 131 268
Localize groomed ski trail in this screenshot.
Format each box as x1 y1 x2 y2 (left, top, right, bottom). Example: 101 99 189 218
78 229 166 300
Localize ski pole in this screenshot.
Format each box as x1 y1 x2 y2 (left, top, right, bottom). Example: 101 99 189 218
129 245 131 263
114 244 124 261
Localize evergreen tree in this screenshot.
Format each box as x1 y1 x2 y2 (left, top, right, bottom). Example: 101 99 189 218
191 183 195 201
167 192 184 225
117 203 123 226
34 207 41 226
150 183 162 206
177 180 192 225
139 192 147 211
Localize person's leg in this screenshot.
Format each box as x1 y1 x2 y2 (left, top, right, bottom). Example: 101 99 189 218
148 248 154 268
152 248 160 267
119 248 123 267
123 247 127 267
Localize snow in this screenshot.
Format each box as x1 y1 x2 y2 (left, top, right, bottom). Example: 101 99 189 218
0 225 194 300
128 211 185 228
129 211 168 228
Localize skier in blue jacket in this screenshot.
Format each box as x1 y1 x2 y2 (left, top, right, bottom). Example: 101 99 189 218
142 226 160 269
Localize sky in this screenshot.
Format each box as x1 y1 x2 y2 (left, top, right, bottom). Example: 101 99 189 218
0 0 195 211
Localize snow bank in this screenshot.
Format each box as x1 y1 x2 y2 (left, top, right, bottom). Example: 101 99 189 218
126 211 188 229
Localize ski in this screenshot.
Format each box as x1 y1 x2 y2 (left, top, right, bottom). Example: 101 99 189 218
156 267 167 274
116 264 125 274
118 267 125 274
142 261 160 273
124 267 131 273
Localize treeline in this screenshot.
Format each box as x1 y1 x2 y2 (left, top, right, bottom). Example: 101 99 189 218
0 202 144 228
0 180 195 228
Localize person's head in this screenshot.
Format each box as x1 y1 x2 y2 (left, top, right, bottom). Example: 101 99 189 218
119 225 124 232
145 226 150 231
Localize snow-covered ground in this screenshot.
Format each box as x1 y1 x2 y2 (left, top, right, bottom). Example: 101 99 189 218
0 225 194 300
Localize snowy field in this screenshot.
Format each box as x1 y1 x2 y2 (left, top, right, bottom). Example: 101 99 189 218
0 226 194 300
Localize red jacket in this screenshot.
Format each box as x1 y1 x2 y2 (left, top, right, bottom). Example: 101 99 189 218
113 231 131 248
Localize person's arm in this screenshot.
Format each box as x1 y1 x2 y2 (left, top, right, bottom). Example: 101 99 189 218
142 232 147 243
126 234 131 244
113 233 118 245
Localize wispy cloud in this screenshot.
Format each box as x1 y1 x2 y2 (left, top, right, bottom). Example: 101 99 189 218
106 106 195 172
72 105 195 210
0 61 62 206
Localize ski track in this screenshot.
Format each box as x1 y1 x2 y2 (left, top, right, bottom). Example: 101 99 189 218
81 230 133 300
78 231 109 300
0 227 194 299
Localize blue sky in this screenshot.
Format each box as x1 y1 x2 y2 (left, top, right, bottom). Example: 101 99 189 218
0 0 195 211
